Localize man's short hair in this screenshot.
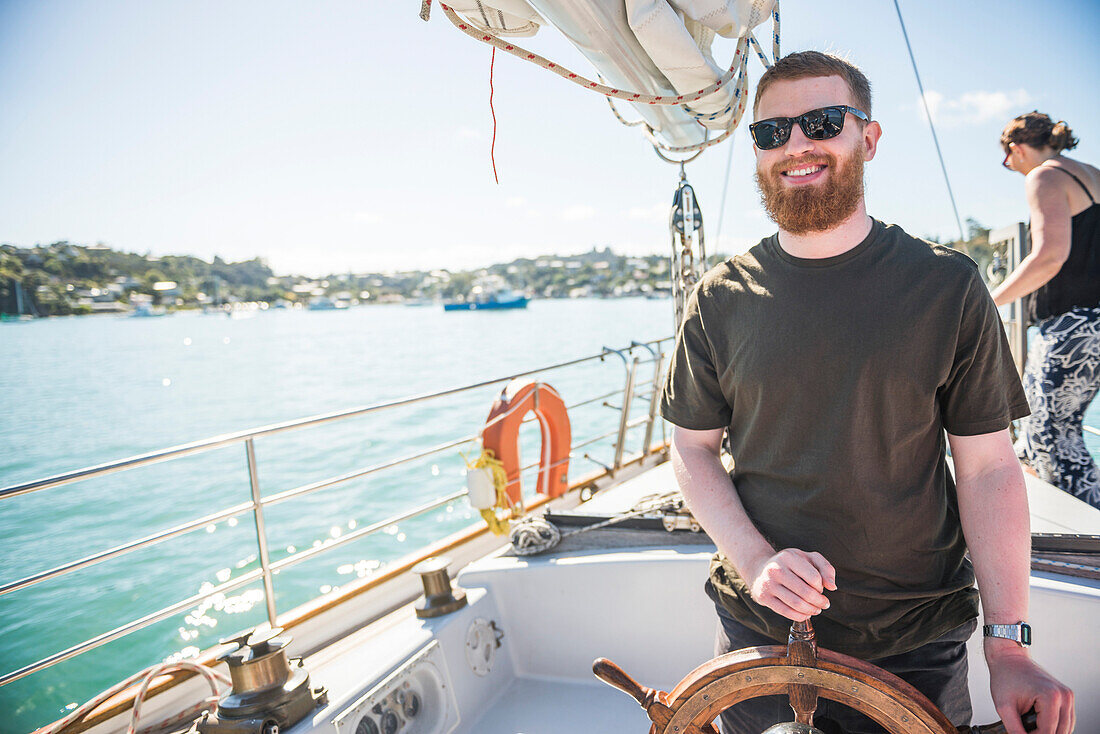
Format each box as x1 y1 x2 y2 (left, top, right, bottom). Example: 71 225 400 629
753 51 873 119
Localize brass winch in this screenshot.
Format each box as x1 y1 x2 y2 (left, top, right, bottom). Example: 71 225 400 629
194 626 327 734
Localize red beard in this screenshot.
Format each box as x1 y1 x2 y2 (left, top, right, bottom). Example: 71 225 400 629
755 146 865 235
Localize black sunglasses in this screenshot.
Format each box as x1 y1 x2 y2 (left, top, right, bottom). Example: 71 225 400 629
749 105 870 150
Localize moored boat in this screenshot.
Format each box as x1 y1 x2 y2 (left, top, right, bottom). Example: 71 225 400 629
129 303 170 318
442 294 528 311
444 286 529 311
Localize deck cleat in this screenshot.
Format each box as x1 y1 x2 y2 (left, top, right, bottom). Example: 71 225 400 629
194 626 327 734
412 556 468 618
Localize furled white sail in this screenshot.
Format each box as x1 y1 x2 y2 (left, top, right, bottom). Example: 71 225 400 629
626 0 775 130
443 0 777 150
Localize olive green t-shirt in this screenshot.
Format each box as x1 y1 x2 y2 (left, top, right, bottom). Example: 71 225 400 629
659 219 1030 659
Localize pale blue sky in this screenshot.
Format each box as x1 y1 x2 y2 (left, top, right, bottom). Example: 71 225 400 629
1 0 1097 276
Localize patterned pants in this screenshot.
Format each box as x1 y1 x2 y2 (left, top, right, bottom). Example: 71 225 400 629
1015 306 1100 508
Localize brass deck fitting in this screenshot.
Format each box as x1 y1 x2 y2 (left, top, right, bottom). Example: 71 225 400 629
412 556 467 618
196 626 327 734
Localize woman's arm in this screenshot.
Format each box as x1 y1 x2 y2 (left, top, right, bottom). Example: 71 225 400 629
991 167 1073 307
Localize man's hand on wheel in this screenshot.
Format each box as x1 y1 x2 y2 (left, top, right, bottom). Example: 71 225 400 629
745 548 837 622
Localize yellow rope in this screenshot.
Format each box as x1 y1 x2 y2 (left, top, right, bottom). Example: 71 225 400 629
466 448 514 535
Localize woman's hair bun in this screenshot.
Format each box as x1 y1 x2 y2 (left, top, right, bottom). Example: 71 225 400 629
1001 111 1080 152
1049 121 1079 152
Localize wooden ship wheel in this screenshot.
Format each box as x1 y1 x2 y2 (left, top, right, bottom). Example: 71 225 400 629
594 620 1036 734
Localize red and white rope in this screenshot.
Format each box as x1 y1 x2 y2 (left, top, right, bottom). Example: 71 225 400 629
435 2 780 156
604 46 748 156
438 3 746 107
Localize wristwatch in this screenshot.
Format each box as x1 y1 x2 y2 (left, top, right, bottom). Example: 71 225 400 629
983 621 1032 647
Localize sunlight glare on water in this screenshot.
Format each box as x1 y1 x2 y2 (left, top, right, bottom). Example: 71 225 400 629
0 298 673 732
1 297 1097 733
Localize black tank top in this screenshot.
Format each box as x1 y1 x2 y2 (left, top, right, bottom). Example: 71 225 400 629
1029 165 1100 322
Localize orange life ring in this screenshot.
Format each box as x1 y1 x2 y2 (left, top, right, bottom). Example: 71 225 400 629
481 379 571 505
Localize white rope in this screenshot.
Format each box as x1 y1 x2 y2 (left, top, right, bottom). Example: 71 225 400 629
771 1 781 60
642 41 749 155
39 660 229 734
604 91 648 128
747 33 775 69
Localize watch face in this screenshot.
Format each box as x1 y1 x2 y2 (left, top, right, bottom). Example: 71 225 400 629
1021 624 1032 646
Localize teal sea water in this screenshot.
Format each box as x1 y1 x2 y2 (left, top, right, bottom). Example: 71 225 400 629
0 298 675 732
2 299 1098 733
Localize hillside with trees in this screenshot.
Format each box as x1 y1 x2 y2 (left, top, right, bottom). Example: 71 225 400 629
1 242 682 317
3 222 1002 318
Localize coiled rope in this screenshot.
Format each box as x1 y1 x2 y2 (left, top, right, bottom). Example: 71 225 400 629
510 490 685 556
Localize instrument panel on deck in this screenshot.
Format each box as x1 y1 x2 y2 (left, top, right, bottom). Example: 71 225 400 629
331 642 459 734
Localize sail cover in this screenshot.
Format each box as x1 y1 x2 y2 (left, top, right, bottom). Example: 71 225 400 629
444 0 544 36
444 0 776 148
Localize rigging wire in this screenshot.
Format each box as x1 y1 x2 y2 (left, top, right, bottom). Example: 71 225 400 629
713 126 736 252
716 16 779 257
892 0 966 243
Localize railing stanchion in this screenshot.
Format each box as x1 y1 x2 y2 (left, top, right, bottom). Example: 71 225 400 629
1009 221 1029 374
991 222 1030 374
642 352 665 455
246 438 279 627
613 357 639 471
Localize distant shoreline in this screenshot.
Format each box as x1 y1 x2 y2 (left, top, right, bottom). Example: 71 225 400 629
2 293 673 322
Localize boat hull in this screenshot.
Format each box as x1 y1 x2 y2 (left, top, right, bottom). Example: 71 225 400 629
443 297 529 311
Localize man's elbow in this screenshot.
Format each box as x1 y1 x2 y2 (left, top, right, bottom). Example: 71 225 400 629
948 430 1025 488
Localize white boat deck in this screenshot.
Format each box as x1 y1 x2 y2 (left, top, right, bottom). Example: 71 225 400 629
84 458 1100 734
282 461 1100 734
461 678 650 733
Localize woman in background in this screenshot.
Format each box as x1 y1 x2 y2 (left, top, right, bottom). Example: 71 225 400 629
993 111 1100 508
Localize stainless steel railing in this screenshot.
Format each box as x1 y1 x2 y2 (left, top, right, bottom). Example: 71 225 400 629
988 221 1030 373
0 337 673 687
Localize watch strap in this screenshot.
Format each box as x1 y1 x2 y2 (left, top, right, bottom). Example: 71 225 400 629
983 622 1032 647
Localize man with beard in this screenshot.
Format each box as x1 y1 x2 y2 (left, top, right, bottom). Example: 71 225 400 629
659 52 1073 734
